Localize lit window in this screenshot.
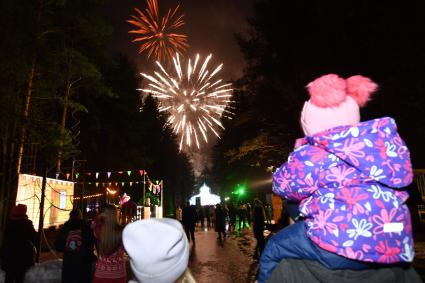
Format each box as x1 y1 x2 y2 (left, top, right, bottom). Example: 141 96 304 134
60 191 67 209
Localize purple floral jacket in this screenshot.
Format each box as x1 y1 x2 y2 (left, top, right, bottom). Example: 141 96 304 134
272 117 414 264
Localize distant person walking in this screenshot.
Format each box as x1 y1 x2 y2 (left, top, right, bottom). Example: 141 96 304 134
228 203 237 233
215 204 226 240
182 202 197 244
265 203 272 225
246 202 252 224
252 199 266 259
92 205 127 283
197 205 205 228
210 206 215 228
238 204 247 231
2 204 36 283
55 208 96 283
205 206 211 228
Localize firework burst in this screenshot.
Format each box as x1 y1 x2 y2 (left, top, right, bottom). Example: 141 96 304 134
140 53 233 151
127 0 189 62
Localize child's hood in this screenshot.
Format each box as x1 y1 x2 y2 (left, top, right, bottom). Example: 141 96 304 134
307 117 413 188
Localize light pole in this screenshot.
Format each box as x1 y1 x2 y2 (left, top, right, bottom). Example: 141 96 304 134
160 180 164 218
143 171 146 206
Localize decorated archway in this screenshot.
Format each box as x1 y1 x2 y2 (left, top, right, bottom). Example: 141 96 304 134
190 183 221 206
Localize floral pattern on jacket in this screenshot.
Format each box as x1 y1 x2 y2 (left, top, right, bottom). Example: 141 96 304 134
272 117 414 263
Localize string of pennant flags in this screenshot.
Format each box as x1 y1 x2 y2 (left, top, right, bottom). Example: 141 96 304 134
71 180 164 199
57 168 163 193
74 181 142 187
72 180 162 193
58 169 147 181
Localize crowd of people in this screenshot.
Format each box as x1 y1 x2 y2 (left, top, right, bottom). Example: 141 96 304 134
1 203 196 283
1 74 423 282
177 200 272 247
0 199 273 283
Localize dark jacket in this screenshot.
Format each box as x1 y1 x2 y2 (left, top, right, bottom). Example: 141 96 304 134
2 216 36 272
182 205 197 227
267 259 422 283
54 218 96 283
253 204 265 237
215 206 225 232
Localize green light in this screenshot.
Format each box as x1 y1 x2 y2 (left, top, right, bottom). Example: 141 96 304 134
234 183 246 196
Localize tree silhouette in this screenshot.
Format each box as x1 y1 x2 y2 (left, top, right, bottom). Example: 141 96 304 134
212 0 425 197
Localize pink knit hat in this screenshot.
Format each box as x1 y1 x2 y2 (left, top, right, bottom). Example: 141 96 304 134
300 74 378 136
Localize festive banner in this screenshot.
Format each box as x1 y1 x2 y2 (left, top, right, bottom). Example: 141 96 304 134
76 181 141 186
64 169 149 181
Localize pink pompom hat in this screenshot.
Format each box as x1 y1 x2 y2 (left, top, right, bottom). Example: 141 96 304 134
300 74 378 136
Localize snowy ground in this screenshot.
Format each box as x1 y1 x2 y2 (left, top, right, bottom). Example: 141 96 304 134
188 226 259 283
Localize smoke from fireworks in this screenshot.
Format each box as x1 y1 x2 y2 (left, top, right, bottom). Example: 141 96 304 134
140 53 233 151
127 0 189 62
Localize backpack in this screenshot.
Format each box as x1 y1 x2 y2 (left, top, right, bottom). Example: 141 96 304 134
65 229 82 252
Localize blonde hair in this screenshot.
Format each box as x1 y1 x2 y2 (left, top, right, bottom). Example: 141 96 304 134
98 205 122 256
178 268 196 283
128 268 196 283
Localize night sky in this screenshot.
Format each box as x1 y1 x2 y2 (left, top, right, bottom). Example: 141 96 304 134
99 0 425 170
102 0 255 175
104 0 254 80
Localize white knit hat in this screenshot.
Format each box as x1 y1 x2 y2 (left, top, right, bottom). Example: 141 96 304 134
123 218 189 283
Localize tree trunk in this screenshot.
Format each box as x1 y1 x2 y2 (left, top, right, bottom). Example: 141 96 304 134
56 75 71 174
16 59 36 175
0 110 18 245
9 59 37 218
3 58 36 246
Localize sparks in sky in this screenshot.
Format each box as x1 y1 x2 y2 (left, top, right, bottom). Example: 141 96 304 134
140 53 233 151
127 0 188 62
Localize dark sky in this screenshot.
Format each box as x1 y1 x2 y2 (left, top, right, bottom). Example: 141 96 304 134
103 0 255 175
105 0 254 80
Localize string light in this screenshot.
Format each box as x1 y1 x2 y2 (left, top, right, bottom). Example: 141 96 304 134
73 193 104 200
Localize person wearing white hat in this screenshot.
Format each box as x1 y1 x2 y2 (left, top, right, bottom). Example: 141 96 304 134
123 218 196 283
